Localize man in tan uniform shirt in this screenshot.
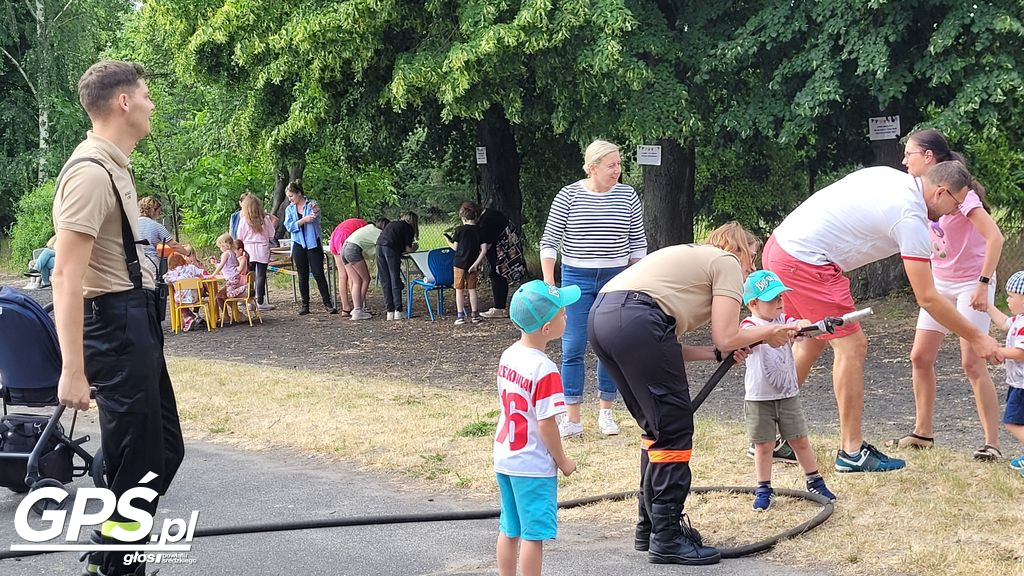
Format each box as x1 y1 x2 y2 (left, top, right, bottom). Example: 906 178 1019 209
51 60 183 576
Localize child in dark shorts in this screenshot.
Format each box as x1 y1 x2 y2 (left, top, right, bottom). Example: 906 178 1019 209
986 270 1024 475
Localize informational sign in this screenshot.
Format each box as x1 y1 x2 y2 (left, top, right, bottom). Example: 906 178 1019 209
636 145 662 166
868 116 900 141
475 147 487 165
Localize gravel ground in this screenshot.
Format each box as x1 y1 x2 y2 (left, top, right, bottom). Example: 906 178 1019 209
4 271 1017 455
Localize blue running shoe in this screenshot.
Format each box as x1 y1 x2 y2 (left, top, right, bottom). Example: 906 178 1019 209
834 442 906 473
806 476 837 502
1009 454 1024 471
752 486 774 511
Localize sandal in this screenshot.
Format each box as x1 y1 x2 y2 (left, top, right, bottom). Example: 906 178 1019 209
886 432 934 449
973 444 1002 461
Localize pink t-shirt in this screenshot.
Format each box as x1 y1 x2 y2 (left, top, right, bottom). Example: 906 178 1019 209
929 189 985 282
329 218 368 255
236 215 276 264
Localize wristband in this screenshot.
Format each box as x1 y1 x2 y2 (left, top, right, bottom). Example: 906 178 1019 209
714 348 723 362
978 275 991 284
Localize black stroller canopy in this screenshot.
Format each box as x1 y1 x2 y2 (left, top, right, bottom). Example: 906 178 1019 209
0 286 60 394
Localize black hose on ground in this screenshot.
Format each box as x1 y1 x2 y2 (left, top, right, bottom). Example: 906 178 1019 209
0 486 832 561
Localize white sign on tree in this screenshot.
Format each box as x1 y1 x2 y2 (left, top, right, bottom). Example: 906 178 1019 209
868 116 900 141
636 145 662 166
476 147 488 164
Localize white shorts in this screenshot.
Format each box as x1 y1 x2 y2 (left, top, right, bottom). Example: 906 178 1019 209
916 276 994 335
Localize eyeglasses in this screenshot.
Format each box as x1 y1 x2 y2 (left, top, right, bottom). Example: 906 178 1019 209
904 150 926 158
943 187 963 210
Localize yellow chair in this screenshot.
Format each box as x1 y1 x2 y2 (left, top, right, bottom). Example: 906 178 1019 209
171 278 212 333
220 277 262 327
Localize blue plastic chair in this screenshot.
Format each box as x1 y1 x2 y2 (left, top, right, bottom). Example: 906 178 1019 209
407 248 455 320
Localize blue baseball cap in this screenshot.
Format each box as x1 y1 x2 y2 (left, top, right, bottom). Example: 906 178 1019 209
743 270 791 305
510 280 581 334
1007 271 1024 295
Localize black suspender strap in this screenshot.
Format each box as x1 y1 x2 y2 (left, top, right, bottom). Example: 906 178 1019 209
55 157 145 290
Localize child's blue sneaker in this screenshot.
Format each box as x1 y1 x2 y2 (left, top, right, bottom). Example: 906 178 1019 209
1009 454 1024 471
752 486 774 511
805 476 836 502
834 442 906 473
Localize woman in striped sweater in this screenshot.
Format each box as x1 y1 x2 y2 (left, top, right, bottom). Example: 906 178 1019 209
540 140 648 438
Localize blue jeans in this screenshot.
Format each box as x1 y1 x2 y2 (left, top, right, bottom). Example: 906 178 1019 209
561 263 626 404
35 248 55 285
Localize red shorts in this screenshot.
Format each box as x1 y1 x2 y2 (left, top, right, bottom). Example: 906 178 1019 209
761 235 859 340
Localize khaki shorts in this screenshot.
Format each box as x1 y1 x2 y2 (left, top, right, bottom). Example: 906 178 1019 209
744 396 808 444
454 267 478 289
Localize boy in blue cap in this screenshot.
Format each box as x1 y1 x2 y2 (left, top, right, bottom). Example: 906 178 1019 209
495 279 579 576
986 270 1024 476
741 270 836 510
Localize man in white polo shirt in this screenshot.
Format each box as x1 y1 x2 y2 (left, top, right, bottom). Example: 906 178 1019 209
763 162 1002 473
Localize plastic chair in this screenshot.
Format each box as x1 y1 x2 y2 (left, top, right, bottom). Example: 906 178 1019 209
220 277 263 327
407 248 454 320
171 278 211 333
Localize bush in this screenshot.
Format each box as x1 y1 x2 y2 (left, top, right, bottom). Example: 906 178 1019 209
7 180 56 271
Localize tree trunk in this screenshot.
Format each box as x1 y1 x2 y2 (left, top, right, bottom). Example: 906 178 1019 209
270 160 305 237
851 111 909 297
642 139 695 251
476 105 523 230
36 0 48 183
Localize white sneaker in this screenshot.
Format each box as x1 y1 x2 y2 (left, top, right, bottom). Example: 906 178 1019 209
559 419 584 439
386 311 394 320
479 307 508 319
256 303 276 311
392 311 404 320
23 278 39 290
351 309 371 321
598 409 620 436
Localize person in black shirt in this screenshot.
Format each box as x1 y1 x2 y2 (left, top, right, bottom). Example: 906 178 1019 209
448 202 487 324
478 204 512 318
376 211 418 319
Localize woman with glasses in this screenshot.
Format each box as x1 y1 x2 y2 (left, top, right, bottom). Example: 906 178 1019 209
895 129 1004 460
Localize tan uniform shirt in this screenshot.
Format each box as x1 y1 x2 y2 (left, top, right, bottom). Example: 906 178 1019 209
600 244 743 340
52 131 156 298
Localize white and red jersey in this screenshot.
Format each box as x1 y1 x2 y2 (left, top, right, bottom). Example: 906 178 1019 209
493 342 567 477
741 314 800 400
1004 314 1024 389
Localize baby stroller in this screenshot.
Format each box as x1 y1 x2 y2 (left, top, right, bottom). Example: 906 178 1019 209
0 286 103 512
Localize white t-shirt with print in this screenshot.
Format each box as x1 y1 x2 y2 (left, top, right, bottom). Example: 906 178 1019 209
493 342 567 477
741 314 800 401
1003 314 1024 389
773 166 932 272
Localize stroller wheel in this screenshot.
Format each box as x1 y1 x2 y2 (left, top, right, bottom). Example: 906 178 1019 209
90 448 107 488
28 478 68 515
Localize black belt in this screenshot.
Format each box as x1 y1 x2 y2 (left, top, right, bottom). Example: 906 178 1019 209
624 291 656 306
601 290 657 307
84 288 151 313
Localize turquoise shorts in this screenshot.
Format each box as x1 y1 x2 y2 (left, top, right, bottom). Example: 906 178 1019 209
496 473 558 541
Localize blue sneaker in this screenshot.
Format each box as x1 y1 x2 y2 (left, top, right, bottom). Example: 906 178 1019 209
834 442 906 473
752 486 774 511
806 476 837 502
1009 454 1024 471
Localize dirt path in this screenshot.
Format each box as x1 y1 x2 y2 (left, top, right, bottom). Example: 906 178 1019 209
4 271 1015 453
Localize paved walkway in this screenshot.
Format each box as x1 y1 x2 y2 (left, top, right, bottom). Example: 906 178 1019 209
0 425 828 576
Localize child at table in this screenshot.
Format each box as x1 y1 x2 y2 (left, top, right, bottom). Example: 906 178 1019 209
225 240 252 304
164 252 207 331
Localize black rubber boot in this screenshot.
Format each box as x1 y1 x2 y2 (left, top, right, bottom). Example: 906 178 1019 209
79 530 104 575
648 503 721 565
634 490 652 551
298 303 310 315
